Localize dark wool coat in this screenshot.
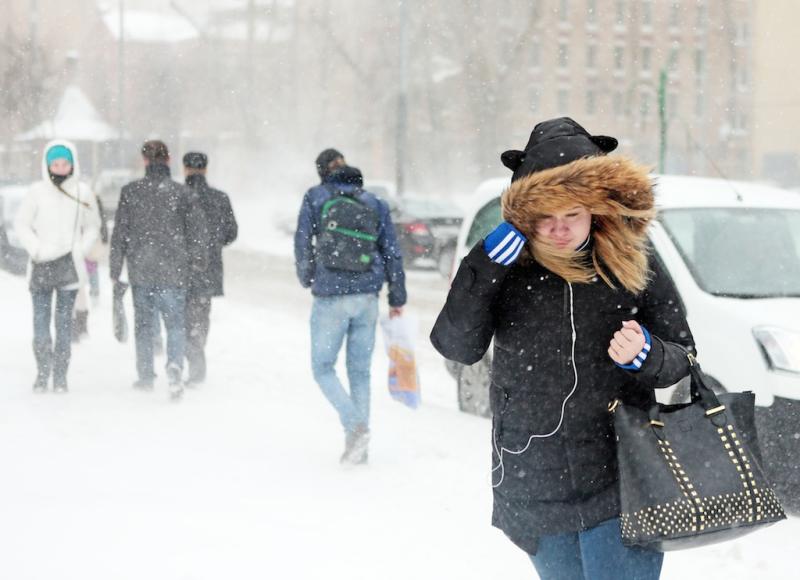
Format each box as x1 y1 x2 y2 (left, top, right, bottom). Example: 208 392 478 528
185 174 238 296
110 164 210 288
430 160 695 555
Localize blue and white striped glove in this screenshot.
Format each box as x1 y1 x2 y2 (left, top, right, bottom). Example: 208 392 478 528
615 325 652 371
484 222 527 266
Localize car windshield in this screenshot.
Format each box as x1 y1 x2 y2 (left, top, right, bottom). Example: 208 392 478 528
660 208 800 298
401 197 461 218
466 198 502 248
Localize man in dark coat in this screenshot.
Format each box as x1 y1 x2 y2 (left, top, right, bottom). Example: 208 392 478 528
110 140 209 398
182 151 238 385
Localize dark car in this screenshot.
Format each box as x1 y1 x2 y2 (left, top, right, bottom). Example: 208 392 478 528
388 195 463 277
0 182 29 275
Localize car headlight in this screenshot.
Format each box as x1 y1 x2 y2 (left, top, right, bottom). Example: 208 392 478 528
753 326 800 374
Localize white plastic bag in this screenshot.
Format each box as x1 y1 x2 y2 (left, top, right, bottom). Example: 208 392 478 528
379 313 421 409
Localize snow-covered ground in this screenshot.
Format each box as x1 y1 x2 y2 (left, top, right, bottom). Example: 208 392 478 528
0 246 796 579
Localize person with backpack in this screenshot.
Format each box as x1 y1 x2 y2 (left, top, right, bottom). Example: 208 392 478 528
14 140 100 393
294 153 406 465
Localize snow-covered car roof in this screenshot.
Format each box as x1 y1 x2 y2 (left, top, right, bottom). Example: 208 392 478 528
465 173 800 216
655 175 800 210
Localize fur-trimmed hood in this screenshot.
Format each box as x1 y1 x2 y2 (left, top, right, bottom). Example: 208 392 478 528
501 155 656 292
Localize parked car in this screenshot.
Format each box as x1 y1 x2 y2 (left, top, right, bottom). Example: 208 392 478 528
389 195 463 276
0 182 29 275
443 174 800 511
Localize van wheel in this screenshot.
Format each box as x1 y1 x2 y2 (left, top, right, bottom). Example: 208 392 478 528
457 356 491 418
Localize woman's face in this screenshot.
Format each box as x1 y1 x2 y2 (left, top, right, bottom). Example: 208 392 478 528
535 205 592 250
48 158 73 176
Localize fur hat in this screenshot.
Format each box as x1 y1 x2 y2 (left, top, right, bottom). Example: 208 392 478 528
501 154 656 293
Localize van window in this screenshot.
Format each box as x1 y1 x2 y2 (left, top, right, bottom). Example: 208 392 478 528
660 208 800 298
466 198 503 248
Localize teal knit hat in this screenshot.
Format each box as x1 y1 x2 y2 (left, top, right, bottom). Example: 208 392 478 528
46 145 74 166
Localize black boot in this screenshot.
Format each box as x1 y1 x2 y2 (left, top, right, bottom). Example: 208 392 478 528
72 310 88 343
33 346 52 393
53 374 68 394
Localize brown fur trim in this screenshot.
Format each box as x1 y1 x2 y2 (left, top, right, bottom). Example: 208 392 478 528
501 156 656 293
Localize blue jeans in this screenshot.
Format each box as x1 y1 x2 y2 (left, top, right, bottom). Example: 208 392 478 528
31 288 78 381
530 518 663 580
310 294 378 434
131 286 186 380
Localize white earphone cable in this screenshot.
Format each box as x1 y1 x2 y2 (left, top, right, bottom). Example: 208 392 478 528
491 282 579 488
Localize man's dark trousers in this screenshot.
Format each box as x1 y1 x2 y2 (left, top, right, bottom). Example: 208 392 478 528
185 290 212 383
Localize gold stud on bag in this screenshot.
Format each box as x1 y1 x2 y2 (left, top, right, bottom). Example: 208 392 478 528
612 354 786 551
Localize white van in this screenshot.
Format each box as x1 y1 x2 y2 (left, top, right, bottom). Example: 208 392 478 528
445 174 800 509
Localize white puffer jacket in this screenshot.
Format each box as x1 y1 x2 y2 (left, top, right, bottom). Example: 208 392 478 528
13 139 101 288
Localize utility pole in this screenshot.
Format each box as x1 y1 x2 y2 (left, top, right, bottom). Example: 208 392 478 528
117 0 125 167
395 0 408 197
658 67 667 174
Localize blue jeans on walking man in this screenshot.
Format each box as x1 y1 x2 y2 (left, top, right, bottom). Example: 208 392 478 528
132 286 186 382
310 294 378 437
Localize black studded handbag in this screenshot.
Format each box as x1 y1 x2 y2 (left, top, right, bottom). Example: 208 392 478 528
610 352 786 551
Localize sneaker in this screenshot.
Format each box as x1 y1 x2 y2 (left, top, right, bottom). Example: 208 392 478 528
341 424 370 465
167 364 183 400
133 378 155 391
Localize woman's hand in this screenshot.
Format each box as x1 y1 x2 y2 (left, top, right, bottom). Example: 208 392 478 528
484 221 526 266
608 320 646 365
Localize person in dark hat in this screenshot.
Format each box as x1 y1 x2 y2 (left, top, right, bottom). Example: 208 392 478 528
181 151 238 386
431 117 696 578
110 140 210 400
315 148 346 182
294 152 406 465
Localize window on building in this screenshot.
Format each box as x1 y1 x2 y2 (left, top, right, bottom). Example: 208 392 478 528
669 2 680 28
694 48 705 78
557 89 570 113
558 43 569 68
695 90 705 117
531 42 541 68
587 0 597 24
640 92 651 119
614 91 625 117
642 46 652 72
560 0 569 22
586 90 597 115
642 0 653 27
615 0 627 26
587 44 597 69
530 89 541 113
614 46 624 71
696 0 707 30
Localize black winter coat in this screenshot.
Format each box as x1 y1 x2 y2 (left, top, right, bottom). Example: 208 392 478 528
431 242 695 554
110 164 210 288
185 174 238 296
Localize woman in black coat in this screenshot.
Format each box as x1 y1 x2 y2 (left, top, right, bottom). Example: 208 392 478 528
430 118 695 580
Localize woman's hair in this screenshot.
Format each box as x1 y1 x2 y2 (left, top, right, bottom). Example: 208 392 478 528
502 155 656 293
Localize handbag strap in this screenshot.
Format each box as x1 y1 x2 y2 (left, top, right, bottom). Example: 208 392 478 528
55 182 91 209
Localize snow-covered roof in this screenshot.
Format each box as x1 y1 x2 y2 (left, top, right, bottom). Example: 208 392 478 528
102 9 199 43
15 85 121 142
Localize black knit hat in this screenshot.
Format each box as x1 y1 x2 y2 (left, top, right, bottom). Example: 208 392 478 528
315 148 344 179
501 117 618 182
183 151 208 169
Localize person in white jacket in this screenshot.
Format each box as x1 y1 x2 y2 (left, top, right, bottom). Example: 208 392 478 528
14 140 100 393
